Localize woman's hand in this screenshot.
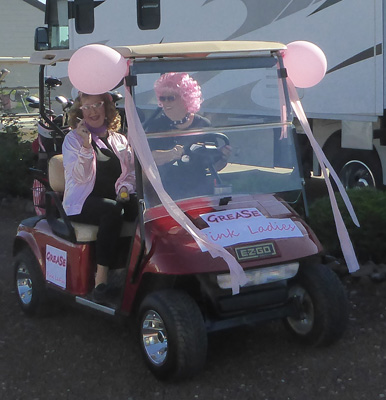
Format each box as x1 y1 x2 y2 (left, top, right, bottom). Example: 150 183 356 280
215 145 232 171
172 145 184 161
76 119 92 148
220 145 232 160
117 186 130 202
152 145 184 166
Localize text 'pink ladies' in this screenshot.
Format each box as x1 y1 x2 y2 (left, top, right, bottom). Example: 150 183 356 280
199 208 304 250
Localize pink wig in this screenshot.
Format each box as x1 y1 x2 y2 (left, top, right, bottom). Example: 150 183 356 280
154 72 203 113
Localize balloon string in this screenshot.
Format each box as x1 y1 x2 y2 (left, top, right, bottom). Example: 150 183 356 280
287 79 360 273
124 87 247 294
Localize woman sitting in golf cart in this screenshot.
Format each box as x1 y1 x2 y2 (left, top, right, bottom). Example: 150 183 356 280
63 92 136 304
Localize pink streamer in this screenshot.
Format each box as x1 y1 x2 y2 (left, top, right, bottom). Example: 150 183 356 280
287 79 360 273
124 87 247 294
277 73 289 140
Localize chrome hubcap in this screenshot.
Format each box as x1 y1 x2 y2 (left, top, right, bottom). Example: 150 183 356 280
16 265 33 305
339 160 376 189
287 285 314 335
142 310 168 365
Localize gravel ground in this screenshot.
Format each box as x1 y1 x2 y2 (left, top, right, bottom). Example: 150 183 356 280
1 197 386 400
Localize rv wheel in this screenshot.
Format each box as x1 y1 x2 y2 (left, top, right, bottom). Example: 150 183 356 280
285 263 348 346
138 290 207 381
14 248 49 316
329 147 382 189
337 150 382 189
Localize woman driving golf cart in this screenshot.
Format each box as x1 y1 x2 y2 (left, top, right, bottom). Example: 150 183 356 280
145 72 231 198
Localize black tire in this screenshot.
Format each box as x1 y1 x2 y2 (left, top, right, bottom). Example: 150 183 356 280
138 290 207 381
284 263 348 346
335 149 382 189
14 248 49 316
324 133 383 189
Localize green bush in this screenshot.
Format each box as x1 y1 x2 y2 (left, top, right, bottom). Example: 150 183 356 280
0 118 36 198
308 188 386 263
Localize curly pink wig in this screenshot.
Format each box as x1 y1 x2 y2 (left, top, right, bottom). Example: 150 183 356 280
154 72 203 113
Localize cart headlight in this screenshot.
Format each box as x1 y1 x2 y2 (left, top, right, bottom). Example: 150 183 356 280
217 262 299 289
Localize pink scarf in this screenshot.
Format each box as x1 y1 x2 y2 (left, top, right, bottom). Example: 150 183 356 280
85 122 108 149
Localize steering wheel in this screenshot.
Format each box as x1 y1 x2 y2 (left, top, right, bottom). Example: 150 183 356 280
175 132 230 186
178 132 230 167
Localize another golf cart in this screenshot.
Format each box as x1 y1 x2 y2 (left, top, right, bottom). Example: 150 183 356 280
13 41 348 381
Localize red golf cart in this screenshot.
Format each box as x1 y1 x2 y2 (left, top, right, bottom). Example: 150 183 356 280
13 41 348 381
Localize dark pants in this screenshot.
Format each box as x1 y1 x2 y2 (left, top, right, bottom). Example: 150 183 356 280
69 195 137 267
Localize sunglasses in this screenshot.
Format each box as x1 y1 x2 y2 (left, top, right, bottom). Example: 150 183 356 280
159 95 176 102
80 101 104 111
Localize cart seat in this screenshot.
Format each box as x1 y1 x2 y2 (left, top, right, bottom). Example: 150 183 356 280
48 154 135 242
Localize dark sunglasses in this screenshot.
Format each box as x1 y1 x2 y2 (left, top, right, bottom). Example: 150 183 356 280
159 95 176 102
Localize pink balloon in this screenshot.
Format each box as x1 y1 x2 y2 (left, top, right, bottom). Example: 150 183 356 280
284 41 327 88
68 44 127 95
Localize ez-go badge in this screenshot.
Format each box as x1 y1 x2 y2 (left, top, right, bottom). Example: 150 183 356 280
235 242 277 261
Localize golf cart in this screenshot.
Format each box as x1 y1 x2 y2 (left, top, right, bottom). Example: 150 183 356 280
13 41 348 381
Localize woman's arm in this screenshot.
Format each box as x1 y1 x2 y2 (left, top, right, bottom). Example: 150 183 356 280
62 130 95 184
109 132 136 194
152 145 184 166
214 145 232 171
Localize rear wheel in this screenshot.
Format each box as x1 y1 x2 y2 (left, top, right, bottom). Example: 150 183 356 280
14 248 49 316
285 263 348 346
324 133 383 189
138 290 207 381
337 152 381 189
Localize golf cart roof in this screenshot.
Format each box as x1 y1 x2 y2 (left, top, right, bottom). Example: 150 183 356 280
29 41 287 66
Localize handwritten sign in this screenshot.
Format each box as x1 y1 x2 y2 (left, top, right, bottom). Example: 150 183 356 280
46 245 67 289
199 208 303 250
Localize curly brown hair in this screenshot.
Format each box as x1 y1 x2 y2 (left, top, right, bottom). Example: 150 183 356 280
68 92 121 131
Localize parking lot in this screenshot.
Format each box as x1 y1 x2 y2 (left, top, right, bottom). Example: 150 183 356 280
0 193 386 400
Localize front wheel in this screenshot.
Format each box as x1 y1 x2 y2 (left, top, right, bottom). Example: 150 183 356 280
138 290 207 381
285 263 349 346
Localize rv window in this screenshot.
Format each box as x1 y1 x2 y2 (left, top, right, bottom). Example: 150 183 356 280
137 0 160 30
45 0 69 49
74 0 95 34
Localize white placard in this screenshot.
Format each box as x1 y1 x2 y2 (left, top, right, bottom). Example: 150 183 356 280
45 245 67 289
199 208 303 250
